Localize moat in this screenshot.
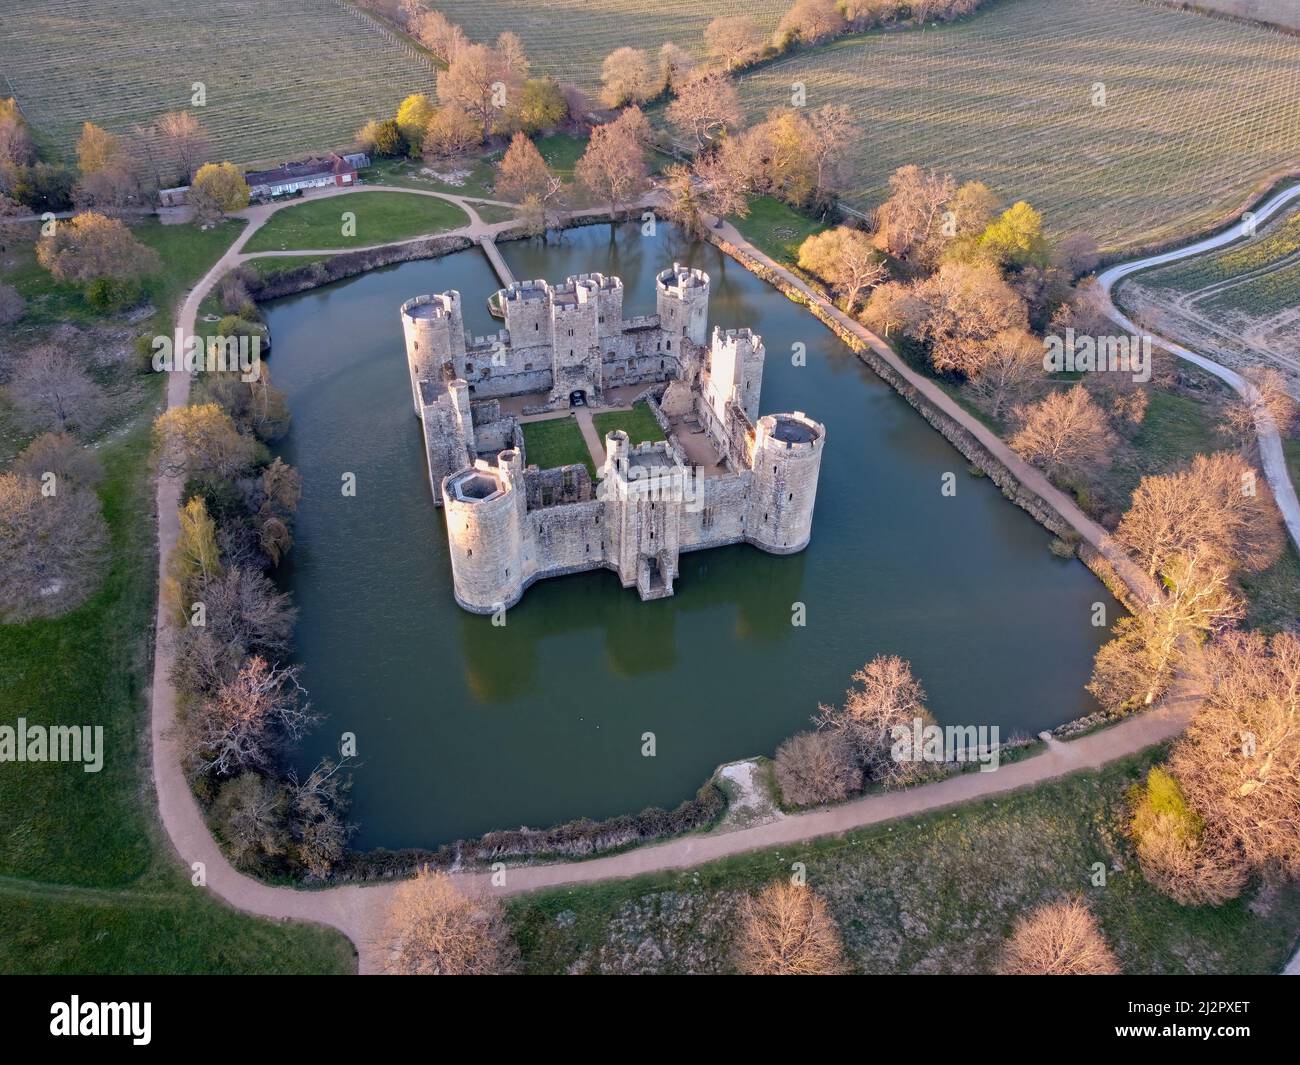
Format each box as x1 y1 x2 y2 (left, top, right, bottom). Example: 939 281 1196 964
265 222 1121 850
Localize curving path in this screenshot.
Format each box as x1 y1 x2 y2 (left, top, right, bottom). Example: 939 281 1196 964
145 185 1240 975
1097 184 1300 550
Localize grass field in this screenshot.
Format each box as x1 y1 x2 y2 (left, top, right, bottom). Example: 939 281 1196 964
241 191 469 252
734 0 1300 250
0 0 438 165
508 750 1300 974
0 217 356 973
592 402 665 446
728 196 828 267
522 415 595 476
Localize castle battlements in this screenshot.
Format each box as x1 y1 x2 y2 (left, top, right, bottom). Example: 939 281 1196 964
404 265 826 612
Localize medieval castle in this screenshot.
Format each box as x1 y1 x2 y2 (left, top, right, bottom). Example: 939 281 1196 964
401 264 825 613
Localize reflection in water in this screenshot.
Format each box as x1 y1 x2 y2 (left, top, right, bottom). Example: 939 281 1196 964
262 223 1122 850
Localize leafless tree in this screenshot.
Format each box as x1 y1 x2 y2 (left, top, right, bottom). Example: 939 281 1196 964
967 328 1043 420
575 109 650 217
1116 451 1284 579
7 343 106 434
1009 383 1116 481
704 16 767 70
186 656 316 776
1129 767 1248 906
817 654 937 787
1174 630 1300 883
905 260 1028 377
775 0 848 48
734 881 847 975
157 111 214 184
1219 366 1295 449
0 472 108 623
873 164 955 261
774 730 862 806
997 899 1120 975
11 431 103 488
666 69 741 149
381 866 518 974
796 226 886 312
598 47 655 108
437 43 521 142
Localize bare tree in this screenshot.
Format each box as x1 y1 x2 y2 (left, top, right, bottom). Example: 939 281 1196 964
774 730 862 806
495 132 564 225
905 260 1028 377
575 110 650 217
186 656 316 776
666 69 741 149
437 43 521 143
704 16 767 70
967 327 1043 420
157 111 214 184
796 226 886 312
873 164 955 261
1116 451 1284 579
599 47 655 108
775 0 848 48
1129 766 1248 906
422 105 480 160
1088 546 1244 713
1219 366 1295 449
381 866 518 974
288 757 353 880
410 8 467 62
11 431 103 488
817 654 937 787
1009 383 1116 481
7 343 106 434
997 899 1120 975
0 472 108 623
1174 629 1300 883
734 881 847 975
657 42 695 94
210 772 291 870
153 402 260 481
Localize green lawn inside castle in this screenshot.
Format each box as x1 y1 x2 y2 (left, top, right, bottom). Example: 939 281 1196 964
400 264 827 613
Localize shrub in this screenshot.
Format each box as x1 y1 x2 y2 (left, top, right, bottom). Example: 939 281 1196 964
774 730 862 806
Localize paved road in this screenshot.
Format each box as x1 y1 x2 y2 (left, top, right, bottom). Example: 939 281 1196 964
1097 184 1300 550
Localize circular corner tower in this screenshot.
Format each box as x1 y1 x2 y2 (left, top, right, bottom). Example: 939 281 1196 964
442 465 523 613
750 412 826 555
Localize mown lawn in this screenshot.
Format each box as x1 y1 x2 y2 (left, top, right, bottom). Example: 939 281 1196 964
592 402 665 446
508 750 1300 974
0 218 356 973
522 415 595 477
243 191 469 253
727 196 827 267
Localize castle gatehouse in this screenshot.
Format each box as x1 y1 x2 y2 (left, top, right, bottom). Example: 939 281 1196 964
401 264 826 613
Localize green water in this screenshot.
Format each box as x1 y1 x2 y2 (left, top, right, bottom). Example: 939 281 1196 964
263 222 1120 850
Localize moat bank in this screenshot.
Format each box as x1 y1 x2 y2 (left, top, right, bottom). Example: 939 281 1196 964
263 222 1121 851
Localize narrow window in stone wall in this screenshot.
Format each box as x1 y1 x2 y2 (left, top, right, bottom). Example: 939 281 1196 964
666 339 671 350
535 322 539 330
585 544 590 553
466 363 474 373
413 341 418 350
467 549 472 557
789 492 793 501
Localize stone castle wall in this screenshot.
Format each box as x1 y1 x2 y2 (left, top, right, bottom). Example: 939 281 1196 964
407 264 826 612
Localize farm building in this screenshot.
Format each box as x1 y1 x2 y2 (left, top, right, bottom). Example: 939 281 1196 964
244 152 360 198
